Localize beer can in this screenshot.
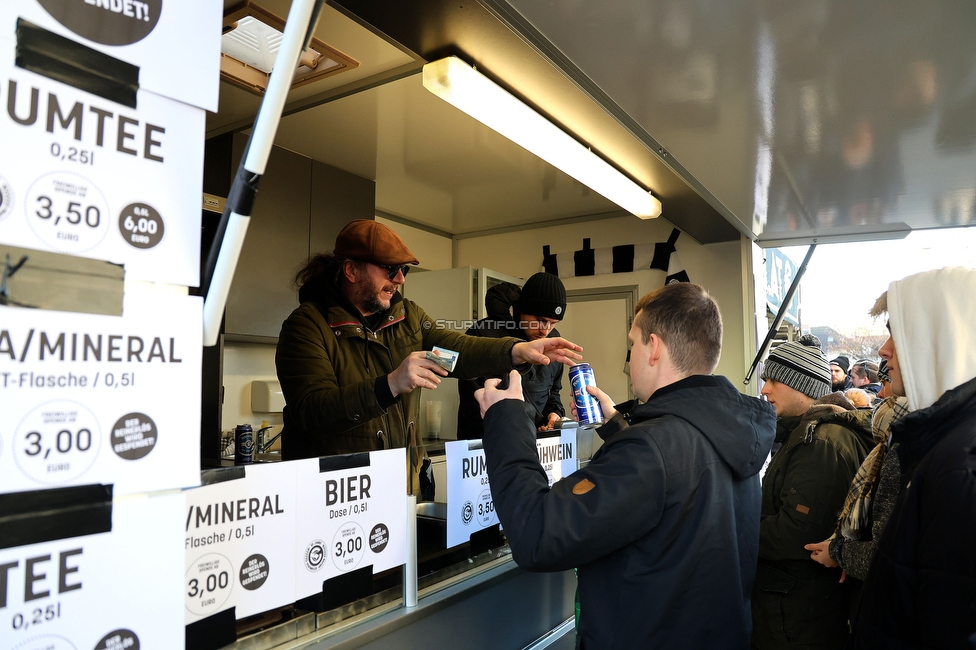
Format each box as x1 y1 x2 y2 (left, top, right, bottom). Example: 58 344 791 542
570 363 603 426
235 424 253 465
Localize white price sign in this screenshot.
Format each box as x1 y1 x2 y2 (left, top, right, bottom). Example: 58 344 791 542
535 430 578 487
0 46 205 286
294 450 407 600
445 431 577 549
0 491 186 650
445 440 498 549
0 293 202 496
1 0 221 111
183 462 298 625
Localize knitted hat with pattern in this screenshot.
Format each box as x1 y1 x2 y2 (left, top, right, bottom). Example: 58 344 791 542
762 334 831 399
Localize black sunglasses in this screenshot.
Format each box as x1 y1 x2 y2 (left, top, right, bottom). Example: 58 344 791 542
377 263 410 280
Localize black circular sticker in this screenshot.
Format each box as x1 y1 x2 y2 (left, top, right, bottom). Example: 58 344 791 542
37 0 162 45
93 629 140 650
369 523 389 553
239 554 269 591
118 203 164 249
110 413 157 460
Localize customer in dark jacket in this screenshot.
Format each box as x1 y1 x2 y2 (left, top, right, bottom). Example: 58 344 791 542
475 283 776 649
275 220 582 495
753 336 874 649
847 266 976 648
457 273 567 439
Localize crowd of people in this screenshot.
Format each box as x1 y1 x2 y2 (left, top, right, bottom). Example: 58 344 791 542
274 219 974 648
476 268 976 649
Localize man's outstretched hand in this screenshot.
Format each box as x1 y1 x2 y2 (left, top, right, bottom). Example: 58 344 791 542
511 337 583 367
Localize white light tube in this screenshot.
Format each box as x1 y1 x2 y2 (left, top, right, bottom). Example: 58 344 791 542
422 56 662 219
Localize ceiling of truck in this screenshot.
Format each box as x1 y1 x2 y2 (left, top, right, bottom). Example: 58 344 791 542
210 0 976 245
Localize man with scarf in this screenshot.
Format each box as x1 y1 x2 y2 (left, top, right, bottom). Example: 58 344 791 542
805 357 910 593
836 267 976 648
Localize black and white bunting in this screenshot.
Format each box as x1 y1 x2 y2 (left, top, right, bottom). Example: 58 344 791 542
542 228 689 284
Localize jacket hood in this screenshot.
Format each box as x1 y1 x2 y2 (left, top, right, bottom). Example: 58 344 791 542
888 266 976 411
632 375 777 479
775 400 873 448
809 405 875 449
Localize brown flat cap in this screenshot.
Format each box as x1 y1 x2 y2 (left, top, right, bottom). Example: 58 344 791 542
333 220 419 265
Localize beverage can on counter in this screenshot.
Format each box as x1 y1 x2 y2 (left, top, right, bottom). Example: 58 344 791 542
569 363 603 426
235 424 253 465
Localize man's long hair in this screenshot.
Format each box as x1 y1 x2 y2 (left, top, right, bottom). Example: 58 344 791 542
633 283 723 375
293 253 365 290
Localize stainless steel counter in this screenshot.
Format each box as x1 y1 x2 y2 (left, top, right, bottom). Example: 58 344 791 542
273 553 576 650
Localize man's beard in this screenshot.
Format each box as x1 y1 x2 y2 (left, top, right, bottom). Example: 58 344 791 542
362 294 386 314
353 277 394 315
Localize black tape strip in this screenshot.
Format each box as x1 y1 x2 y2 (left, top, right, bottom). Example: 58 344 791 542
574 244 595 276
226 164 261 217
15 19 139 108
612 244 635 273
200 466 245 485
668 227 681 246
0 484 112 549
649 241 674 271
319 452 371 473
542 244 558 276
665 270 690 284
200 164 261 297
185 606 237 650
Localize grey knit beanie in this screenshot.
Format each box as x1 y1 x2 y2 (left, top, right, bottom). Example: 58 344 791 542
762 334 831 399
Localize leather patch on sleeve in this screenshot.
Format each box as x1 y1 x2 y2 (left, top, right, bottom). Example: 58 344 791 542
795 504 810 515
573 478 596 495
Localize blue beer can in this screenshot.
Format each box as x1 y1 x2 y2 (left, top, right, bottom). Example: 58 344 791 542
569 363 603 426
235 424 253 465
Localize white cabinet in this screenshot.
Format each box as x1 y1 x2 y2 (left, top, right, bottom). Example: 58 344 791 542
405 267 524 327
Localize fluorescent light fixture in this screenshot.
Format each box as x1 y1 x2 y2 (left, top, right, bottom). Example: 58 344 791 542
422 56 662 219
220 1 358 94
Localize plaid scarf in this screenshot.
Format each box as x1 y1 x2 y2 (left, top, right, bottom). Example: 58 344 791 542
833 395 910 540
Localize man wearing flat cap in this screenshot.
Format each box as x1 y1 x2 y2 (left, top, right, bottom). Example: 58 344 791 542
752 335 873 649
275 219 581 496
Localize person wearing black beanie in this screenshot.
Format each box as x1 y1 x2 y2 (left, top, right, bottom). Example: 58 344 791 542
458 272 568 438
830 355 853 391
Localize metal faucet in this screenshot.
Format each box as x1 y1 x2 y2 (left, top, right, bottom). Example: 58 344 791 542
256 425 281 454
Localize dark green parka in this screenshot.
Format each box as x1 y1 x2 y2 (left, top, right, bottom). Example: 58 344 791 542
752 402 874 649
275 274 522 489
